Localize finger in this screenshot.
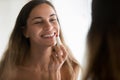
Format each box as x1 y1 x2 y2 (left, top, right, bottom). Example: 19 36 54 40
52 52 59 64
55 52 63 64
60 45 68 60
53 46 63 63
49 55 53 64
49 53 59 71
53 45 63 57
49 54 54 70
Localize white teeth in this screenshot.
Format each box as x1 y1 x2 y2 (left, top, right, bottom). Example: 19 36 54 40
43 33 54 38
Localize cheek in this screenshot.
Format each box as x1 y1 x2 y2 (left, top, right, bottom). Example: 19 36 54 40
27 28 42 38
53 22 59 30
29 31 37 37
56 24 60 35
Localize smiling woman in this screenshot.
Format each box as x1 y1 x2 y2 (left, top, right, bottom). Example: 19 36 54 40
0 0 80 80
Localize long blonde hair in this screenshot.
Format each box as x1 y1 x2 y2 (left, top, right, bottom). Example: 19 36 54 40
0 0 80 80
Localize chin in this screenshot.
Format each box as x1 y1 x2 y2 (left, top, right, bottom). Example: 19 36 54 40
51 42 56 46
47 42 56 47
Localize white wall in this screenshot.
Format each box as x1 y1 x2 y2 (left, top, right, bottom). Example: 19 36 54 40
52 0 92 79
0 0 91 79
0 0 29 58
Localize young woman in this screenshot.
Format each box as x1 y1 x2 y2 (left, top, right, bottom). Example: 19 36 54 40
0 0 80 80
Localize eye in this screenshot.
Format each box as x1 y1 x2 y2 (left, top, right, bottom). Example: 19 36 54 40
49 18 57 22
34 21 43 24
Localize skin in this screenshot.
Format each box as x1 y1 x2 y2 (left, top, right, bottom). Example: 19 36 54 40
13 3 68 80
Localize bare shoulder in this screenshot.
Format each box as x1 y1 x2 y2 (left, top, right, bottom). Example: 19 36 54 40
60 62 80 80
72 62 80 80
72 62 80 73
61 64 70 80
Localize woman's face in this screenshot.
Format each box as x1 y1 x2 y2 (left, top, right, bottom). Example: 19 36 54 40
25 3 59 47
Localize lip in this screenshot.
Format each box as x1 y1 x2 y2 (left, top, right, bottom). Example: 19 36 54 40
41 32 57 38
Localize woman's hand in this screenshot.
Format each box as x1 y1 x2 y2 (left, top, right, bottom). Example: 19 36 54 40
48 44 68 80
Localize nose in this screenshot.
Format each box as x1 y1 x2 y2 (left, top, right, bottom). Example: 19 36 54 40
43 21 53 31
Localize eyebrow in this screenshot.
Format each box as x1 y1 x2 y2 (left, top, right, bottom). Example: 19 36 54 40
50 14 56 17
31 14 56 20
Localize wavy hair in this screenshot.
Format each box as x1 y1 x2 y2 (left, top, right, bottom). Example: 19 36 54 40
0 0 80 80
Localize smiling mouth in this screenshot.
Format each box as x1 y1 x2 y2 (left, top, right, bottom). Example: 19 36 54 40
41 32 56 38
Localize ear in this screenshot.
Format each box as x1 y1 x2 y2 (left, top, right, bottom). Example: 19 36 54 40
22 26 29 38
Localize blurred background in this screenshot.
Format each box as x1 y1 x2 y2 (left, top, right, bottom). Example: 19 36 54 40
0 0 92 79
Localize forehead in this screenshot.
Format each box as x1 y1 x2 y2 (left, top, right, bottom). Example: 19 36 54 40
29 3 56 18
